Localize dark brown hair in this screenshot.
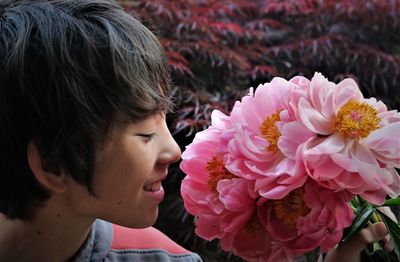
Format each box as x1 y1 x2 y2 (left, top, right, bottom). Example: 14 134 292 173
0 0 172 220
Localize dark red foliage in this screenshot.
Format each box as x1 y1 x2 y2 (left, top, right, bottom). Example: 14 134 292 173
119 1 400 260
123 0 400 139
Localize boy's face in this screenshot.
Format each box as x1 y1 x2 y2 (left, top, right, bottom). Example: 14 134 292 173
65 113 181 228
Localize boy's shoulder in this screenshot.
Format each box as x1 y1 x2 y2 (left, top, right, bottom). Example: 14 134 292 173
108 223 203 261
72 220 202 262
111 224 189 254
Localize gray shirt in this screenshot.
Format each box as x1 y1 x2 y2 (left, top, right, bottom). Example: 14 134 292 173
72 220 203 262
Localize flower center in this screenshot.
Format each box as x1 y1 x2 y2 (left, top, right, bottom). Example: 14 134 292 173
260 111 282 153
335 100 380 139
245 212 263 233
205 156 235 194
271 188 310 229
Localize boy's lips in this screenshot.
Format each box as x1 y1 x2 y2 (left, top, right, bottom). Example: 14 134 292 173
143 175 167 192
143 179 165 203
143 181 161 192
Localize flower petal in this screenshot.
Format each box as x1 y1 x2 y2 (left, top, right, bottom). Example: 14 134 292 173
278 121 315 159
305 133 345 155
298 97 334 135
363 122 400 167
334 78 364 109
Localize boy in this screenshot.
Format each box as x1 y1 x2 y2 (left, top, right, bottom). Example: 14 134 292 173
0 0 201 260
0 0 393 261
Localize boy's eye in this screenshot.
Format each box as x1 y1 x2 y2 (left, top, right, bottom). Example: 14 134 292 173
138 133 155 142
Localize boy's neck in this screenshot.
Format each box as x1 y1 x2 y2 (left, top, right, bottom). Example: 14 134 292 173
0 194 94 261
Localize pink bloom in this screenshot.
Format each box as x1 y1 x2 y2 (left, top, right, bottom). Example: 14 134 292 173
266 243 293 262
226 77 313 199
180 110 271 255
258 180 354 257
222 214 273 261
284 76 312 122
233 234 292 262
297 72 400 204
180 71 399 262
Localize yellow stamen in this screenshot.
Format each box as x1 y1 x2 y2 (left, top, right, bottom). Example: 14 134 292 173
260 110 282 153
206 156 235 194
271 188 310 229
335 100 380 139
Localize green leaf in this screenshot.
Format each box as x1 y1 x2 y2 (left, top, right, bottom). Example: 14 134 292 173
357 195 369 206
351 195 368 209
377 209 400 261
383 197 400 207
342 205 376 242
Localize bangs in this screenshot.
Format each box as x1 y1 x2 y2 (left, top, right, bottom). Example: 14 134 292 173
93 9 174 123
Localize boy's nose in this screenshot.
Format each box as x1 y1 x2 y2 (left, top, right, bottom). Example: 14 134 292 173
159 129 182 165
166 134 182 164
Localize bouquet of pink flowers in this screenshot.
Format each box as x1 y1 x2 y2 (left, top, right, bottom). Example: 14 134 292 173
180 72 400 261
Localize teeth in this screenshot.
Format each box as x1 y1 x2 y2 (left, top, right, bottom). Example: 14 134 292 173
144 182 161 192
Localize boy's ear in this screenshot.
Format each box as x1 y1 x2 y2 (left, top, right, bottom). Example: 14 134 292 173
27 141 68 193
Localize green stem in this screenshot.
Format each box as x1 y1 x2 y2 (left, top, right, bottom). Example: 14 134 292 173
382 197 400 207
371 212 381 223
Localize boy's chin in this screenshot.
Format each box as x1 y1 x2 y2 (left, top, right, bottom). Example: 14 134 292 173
117 210 158 229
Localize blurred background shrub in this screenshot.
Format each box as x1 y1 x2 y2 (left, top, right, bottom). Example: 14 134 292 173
119 0 400 261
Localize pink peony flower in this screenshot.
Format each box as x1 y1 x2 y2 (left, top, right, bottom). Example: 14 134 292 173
222 214 273 261
180 72 400 261
180 110 272 256
225 77 313 199
258 179 354 257
297 72 400 205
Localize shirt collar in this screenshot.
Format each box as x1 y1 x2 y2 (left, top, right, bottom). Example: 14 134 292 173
71 220 113 262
